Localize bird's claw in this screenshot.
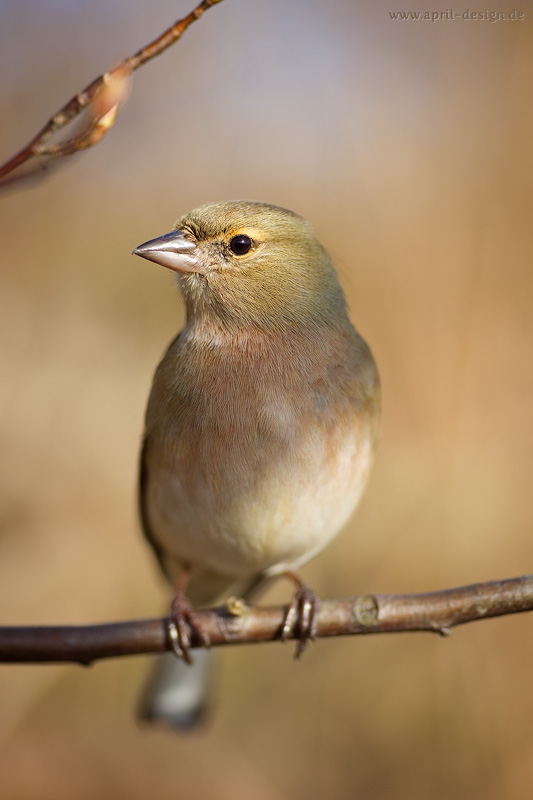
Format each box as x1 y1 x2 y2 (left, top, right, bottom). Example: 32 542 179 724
168 593 211 664
281 582 320 659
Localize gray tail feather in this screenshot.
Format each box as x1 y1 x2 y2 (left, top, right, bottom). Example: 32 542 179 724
139 649 214 731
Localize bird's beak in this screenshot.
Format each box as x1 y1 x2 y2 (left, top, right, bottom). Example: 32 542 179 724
132 230 201 273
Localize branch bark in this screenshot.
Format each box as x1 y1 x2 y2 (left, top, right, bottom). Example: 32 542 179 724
1 575 532 665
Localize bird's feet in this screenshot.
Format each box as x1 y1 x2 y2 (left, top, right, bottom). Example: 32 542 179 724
167 567 211 664
280 572 320 659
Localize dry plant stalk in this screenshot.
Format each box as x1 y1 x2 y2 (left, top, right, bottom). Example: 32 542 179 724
0 575 531 664
0 0 224 186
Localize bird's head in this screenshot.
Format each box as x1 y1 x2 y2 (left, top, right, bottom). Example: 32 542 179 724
133 201 347 333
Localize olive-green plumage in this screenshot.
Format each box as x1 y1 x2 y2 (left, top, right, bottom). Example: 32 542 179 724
134 201 380 728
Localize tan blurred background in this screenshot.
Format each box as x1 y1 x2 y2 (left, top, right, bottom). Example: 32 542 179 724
0 0 532 797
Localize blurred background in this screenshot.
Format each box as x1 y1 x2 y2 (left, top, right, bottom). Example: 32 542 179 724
0 0 532 797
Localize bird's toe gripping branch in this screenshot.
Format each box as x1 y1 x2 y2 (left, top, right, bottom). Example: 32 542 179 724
280 572 320 658
167 567 211 664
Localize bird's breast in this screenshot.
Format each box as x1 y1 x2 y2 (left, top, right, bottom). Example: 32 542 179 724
142 326 378 580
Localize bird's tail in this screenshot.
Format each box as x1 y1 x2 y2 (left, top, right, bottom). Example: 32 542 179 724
139 648 214 730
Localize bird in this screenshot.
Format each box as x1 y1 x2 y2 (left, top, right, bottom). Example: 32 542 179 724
133 200 380 729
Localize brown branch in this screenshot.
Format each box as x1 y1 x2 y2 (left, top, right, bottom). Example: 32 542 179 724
0 0 224 186
1 575 532 665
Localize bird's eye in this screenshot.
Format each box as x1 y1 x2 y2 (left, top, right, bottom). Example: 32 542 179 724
229 235 253 256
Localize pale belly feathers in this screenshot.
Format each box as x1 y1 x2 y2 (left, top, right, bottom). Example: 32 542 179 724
144 401 374 581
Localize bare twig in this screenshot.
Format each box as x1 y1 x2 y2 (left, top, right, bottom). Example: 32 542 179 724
0 0 224 186
1 575 532 665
